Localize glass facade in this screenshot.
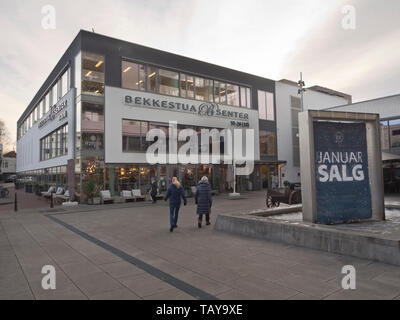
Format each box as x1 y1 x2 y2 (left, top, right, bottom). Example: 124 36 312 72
75 51 106 202
40 124 69 161
159 69 179 96
381 119 400 153
121 60 251 108
82 52 105 96
260 130 276 157
258 90 275 121
18 166 68 189
17 67 70 140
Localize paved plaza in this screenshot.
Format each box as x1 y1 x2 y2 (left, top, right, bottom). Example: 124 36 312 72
1 191 400 300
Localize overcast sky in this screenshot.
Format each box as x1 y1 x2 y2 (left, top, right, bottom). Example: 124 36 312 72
0 0 399 151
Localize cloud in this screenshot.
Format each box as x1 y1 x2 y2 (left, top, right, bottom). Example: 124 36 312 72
281 0 400 102
0 0 399 149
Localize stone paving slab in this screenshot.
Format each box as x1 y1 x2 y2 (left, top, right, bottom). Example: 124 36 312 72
1 191 400 300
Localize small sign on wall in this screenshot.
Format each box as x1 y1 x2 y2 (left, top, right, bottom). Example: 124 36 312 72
314 122 372 224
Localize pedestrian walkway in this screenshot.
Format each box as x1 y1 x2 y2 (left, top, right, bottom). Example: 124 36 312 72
1 191 400 300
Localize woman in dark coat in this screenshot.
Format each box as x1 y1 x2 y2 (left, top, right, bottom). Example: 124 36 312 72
195 176 213 228
165 177 187 232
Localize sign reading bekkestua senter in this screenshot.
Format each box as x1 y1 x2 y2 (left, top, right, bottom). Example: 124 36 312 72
314 121 372 224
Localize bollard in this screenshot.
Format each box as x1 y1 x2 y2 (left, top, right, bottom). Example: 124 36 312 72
14 192 18 212
51 192 54 209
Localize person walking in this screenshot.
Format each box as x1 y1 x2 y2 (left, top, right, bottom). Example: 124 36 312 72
165 177 187 232
150 178 158 203
195 176 213 229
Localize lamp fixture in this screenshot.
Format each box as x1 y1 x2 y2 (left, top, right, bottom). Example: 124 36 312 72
86 71 92 77
148 72 156 78
123 67 132 73
95 61 103 68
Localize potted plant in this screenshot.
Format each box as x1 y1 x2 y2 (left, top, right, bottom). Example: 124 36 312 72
34 184 41 195
92 192 101 205
283 181 291 189
84 177 96 205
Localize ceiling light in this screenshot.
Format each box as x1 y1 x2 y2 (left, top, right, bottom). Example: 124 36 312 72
95 61 103 68
86 71 92 77
123 67 132 73
148 72 156 78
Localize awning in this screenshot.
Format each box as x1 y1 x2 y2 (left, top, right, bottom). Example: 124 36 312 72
382 152 400 162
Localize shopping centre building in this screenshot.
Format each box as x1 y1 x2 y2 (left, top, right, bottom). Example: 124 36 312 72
17 30 282 201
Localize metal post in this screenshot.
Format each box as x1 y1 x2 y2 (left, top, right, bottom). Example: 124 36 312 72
233 160 236 194
300 72 304 112
14 192 18 212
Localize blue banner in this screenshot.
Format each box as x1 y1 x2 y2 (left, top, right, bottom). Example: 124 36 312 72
314 121 372 224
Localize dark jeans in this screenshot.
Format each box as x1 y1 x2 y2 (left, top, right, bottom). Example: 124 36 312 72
151 193 157 203
170 205 180 227
198 214 210 223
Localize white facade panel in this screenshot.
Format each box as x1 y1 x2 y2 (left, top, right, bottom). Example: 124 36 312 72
105 86 260 165
16 89 75 173
276 82 349 184
327 94 400 120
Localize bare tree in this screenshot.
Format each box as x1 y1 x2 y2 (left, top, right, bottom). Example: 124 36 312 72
0 119 11 149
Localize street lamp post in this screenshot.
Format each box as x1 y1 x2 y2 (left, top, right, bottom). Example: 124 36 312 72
298 72 306 112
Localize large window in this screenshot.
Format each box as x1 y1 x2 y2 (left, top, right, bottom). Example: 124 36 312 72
122 61 146 91
214 81 227 104
180 74 196 99
227 84 240 107
258 90 275 121
123 119 226 156
81 102 105 152
147 66 158 93
159 69 179 96
82 52 105 96
389 119 400 149
240 87 251 108
40 124 68 161
121 60 251 108
61 69 69 98
122 120 150 152
51 83 58 107
44 92 50 114
260 131 276 157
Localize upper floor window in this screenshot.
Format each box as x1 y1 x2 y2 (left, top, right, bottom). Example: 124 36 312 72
227 84 240 107
195 77 213 102
122 61 146 91
82 52 105 96
241 87 251 108
258 90 275 121
61 69 69 98
260 130 276 157
180 74 195 99
159 69 179 97
121 59 252 109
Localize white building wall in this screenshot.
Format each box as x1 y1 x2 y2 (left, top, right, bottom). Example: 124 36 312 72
276 82 349 184
326 94 400 120
16 89 75 173
105 86 260 165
